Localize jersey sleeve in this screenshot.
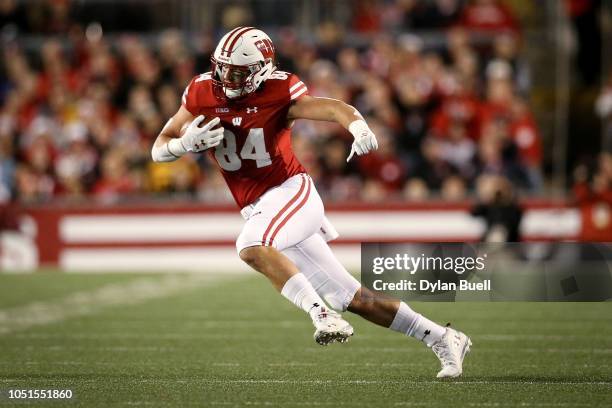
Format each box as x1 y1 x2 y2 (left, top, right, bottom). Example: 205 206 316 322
181 72 213 116
287 74 309 103
181 76 198 116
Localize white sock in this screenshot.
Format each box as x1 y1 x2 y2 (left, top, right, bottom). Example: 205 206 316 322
389 302 446 346
281 273 326 319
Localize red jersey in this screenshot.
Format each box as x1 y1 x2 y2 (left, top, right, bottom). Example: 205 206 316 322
181 70 308 208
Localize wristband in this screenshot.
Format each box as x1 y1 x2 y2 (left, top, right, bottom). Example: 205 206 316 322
151 138 187 163
165 143 180 159
168 138 188 156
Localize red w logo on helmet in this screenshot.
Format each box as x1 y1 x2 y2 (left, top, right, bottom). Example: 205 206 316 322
255 39 275 58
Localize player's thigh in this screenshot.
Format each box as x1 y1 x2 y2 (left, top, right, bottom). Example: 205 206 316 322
282 233 360 311
236 174 323 253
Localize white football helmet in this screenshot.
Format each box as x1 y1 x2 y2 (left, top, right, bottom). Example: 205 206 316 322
211 27 277 100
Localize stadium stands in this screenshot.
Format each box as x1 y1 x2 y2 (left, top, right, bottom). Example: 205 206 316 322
0 0 548 205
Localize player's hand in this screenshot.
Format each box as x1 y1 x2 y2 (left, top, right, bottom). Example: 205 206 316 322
180 116 225 153
347 119 378 162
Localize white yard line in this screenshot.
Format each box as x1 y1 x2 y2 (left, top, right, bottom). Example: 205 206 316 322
208 403 392 407
75 401 606 408
1 343 611 355
194 379 611 386
397 404 596 407
5 360 601 370
86 378 609 387
311 347 612 354
202 379 612 385
1 360 609 371
209 404 596 407
204 403 598 408
476 334 611 341
0 378 609 387
9 332 612 343
0 274 229 335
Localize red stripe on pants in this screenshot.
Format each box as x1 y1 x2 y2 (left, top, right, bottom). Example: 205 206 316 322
267 177 312 247
261 175 306 246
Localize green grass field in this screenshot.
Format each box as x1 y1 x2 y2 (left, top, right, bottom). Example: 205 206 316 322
0 272 611 407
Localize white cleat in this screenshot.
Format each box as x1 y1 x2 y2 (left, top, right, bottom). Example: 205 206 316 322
312 307 353 346
431 326 472 378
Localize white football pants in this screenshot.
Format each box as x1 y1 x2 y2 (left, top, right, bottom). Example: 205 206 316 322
237 173 361 311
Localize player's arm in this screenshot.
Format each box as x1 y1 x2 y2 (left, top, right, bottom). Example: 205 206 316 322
151 106 224 162
287 95 378 161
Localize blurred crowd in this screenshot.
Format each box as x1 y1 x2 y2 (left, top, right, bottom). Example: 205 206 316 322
573 152 612 241
0 0 549 205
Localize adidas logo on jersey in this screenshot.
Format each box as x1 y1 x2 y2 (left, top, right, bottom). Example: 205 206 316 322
232 117 243 126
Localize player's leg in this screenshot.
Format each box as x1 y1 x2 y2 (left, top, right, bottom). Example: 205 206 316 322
282 234 408 330
350 290 472 378
282 233 432 335
238 245 328 324
236 174 352 345
237 174 324 293
238 246 299 291
283 233 471 377
348 288 446 345
282 233 361 313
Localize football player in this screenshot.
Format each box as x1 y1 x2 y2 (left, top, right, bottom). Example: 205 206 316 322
151 27 471 378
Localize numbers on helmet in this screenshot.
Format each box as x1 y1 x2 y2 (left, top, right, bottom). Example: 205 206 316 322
214 128 272 171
